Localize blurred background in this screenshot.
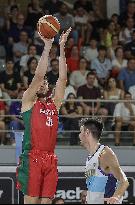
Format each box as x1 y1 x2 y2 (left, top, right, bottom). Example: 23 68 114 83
0 0 135 204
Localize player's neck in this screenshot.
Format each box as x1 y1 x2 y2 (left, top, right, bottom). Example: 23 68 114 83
88 141 100 156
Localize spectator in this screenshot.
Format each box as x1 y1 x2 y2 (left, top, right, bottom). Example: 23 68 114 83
119 1 135 26
47 59 59 89
111 14 121 35
118 58 135 92
6 4 20 30
104 21 116 48
43 0 62 15
80 190 87 204
124 30 135 57
67 45 80 72
107 35 120 60
8 13 32 43
129 85 135 100
48 43 59 71
13 31 29 63
33 30 44 55
70 58 90 90
74 0 93 13
9 87 25 145
111 47 128 78
23 57 38 88
54 3 78 44
65 37 75 58
20 44 40 72
74 7 92 44
64 76 76 100
81 38 98 62
104 77 124 115
0 90 6 145
26 0 44 30
91 46 112 87
0 59 21 98
61 93 83 145
77 71 107 116
52 197 65 204
114 92 135 146
119 17 135 45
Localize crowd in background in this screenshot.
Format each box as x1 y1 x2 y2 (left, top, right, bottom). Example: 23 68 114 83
0 0 135 146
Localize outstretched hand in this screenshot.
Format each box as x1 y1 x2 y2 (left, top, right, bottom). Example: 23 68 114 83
59 27 72 47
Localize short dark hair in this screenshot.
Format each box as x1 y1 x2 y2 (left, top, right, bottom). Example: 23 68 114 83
50 59 59 66
87 71 96 78
98 45 107 52
80 118 104 140
52 197 64 204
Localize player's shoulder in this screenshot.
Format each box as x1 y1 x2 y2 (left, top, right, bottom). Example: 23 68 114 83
100 146 116 160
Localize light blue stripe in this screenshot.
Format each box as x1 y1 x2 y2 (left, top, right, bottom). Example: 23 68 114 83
86 176 108 192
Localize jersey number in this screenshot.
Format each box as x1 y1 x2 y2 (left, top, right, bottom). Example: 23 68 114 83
46 116 53 127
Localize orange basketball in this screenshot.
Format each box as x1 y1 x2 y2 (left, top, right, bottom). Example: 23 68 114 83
37 15 60 39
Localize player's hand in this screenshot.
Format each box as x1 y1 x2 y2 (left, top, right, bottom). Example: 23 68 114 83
38 32 54 50
104 197 120 204
59 27 72 47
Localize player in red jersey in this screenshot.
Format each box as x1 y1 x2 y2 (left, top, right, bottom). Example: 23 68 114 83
16 27 71 204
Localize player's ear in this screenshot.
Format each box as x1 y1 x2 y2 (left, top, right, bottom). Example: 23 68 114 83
86 129 90 136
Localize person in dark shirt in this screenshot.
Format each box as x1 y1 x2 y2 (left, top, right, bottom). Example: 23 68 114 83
0 59 21 98
47 59 59 88
9 88 25 145
74 0 93 13
77 71 101 115
43 0 62 15
125 30 135 56
23 57 38 88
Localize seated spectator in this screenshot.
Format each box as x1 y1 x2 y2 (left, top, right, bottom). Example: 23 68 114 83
47 59 59 89
74 0 93 13
25 0 44 30
6 4 20 30
111 47 127 78
61 93 83 145
124 31 135 57
111 14 121 35
65 37 75 58
64 76 76 100
74 7 92 44
91 46 112 87
77 71 108 117
0 59 21 98
70 58 93 90
43 0 62 15
81 38 98 62
9 88 25 145
23 57 38 88
107 35 120 60
52 197 64 204
114 92 135 146
104 77 124 115
103 21 116 48
20 44 40 72
0 91 6 145
33 30 44 55
54 3 78 44
119 17 135 45
80 190 87 204
118 58 135 92
7 13 33 43
119 1 135 26
67 45 80 72
13 31 29 63
129 85 135 100
48 43 59 71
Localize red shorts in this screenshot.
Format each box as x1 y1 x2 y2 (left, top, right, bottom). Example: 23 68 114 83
16 150 58 198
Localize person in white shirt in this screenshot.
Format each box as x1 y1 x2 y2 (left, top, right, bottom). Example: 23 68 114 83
114 92 135 146
129 85 135 100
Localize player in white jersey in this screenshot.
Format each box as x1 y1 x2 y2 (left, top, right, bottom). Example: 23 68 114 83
79 118 129 204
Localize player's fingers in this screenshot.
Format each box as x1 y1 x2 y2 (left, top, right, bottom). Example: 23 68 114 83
65 27 72 36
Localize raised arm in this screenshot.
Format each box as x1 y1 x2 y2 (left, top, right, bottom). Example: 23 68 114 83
22 37 53 112
54 28 72 110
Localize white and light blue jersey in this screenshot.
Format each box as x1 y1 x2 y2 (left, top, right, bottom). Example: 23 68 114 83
85 145 122 204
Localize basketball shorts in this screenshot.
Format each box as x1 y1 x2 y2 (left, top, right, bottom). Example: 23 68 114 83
16 149 58 198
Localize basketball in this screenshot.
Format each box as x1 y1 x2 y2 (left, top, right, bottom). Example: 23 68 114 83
37 15 60 39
